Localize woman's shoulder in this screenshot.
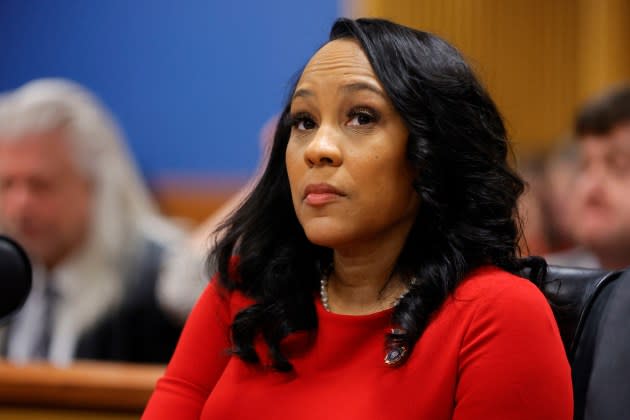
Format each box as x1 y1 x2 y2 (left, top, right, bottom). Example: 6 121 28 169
207 255 242 296
449 265 560 337
454 265 545 304
206 256 255 315
445 265 556 328
441 267 572 420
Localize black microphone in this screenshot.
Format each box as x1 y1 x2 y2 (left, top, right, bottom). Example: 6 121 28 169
0 235 32 322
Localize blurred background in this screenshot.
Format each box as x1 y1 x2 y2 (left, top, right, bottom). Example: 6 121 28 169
0 0 339 224
1 1 630 418
2 0 629 239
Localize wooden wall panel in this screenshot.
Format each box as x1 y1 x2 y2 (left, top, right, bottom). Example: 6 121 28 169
576 0 630 102
346 0 630 157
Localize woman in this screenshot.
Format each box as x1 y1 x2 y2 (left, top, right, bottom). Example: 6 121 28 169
143 18 572 419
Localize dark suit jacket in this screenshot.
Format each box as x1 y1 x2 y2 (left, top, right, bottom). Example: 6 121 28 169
574 271 630 420
1 238 182 364
75 238 182 363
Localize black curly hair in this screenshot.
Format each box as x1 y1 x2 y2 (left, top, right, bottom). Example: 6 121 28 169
210 17 528 371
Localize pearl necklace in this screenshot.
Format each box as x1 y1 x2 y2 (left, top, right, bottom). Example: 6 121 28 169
319 274 415 312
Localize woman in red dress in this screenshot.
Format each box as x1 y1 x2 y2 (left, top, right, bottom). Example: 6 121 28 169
143 17 572 419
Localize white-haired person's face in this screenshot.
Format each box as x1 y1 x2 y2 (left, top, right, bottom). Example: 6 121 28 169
285 39 419 251
0 127 93 268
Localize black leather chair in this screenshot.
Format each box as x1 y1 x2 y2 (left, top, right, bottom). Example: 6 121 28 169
531 265 630 420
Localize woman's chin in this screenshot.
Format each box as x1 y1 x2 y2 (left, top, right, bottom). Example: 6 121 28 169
303 230 349 249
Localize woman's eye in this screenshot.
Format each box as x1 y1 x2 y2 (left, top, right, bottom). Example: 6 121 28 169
347 108 378 127
289 113 317 131
297 118 316 130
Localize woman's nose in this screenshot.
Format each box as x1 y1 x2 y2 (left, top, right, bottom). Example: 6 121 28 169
303 125 342 167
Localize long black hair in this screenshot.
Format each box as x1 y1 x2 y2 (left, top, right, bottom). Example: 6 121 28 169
211 17 528 371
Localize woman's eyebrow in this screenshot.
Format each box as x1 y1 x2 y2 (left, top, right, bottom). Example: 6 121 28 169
292 82 386 101
340 82 386 99
292 88 313 100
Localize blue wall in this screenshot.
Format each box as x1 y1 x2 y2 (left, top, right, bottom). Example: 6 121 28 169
0 0 339 181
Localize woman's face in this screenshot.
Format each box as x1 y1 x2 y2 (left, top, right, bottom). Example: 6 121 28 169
285 39 419 250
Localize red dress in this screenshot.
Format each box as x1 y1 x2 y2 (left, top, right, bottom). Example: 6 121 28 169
142 266 573 419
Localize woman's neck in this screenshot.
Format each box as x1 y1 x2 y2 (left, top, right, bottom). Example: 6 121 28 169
326 241 408 315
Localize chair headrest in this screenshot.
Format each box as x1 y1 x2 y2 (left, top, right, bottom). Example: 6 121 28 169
526 265 621 360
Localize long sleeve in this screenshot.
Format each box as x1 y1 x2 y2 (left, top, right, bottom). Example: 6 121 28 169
142 279 232 419
453 279 573 420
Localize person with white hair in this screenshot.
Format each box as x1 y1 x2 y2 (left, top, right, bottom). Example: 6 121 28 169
0 78 186 365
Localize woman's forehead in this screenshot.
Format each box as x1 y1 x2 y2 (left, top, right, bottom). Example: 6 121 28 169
301 40 374 78
296 39 381 93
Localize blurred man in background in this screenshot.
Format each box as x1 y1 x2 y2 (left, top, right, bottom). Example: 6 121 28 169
547 85 630 269
0 79 185 365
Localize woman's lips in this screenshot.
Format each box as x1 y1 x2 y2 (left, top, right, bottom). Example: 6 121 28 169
303 183 344 206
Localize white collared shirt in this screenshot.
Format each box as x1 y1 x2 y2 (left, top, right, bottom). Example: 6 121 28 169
3 247 125 366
